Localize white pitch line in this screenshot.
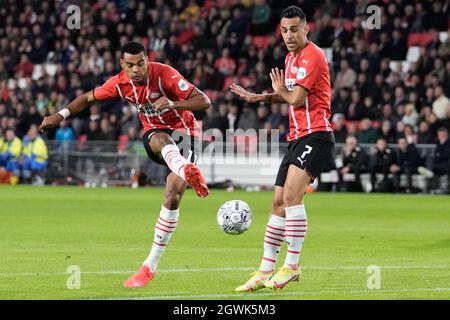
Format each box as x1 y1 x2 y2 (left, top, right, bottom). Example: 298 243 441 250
102 287 450 300
0 265 448 277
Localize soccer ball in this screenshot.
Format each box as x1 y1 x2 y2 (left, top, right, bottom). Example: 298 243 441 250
217 200 252 235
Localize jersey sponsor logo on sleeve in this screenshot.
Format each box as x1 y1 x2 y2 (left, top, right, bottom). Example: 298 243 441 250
297 67 307 80
285 79 296 91
178 79 189 91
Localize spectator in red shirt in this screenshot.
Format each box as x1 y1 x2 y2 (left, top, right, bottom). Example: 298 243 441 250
214 48 236 76
14 54 34 77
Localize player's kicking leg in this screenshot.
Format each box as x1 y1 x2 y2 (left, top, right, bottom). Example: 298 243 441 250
265 165 310 289
124 173 187 288
151 131 209 197
124 131 207 288
236 187 285 292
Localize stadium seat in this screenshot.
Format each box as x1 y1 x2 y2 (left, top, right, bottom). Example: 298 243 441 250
372 121 381 129
322 48 333 63
215 0 239 8
407 32 434 47
117 134 129 153
345 120 359 130
406 46 421 62
147 50 158 62
343 20 353 31
222 76 236 91
76 134 88 151
320 170 339 183
275 23 281 39
238 75 255 88
407 33 421 47
418 32 434 47
252 36 270 50
439 31 449 43
204 90 219 102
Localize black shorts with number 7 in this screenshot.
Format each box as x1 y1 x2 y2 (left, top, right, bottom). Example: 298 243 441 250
275 131 335 186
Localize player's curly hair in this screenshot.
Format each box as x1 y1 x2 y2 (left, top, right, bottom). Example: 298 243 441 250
121 41 147 57
281 6 307 22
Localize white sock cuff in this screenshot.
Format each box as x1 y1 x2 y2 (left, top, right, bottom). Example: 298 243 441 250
269 214 286 228
285 205 306 219
161 144 180 157
160 206 179 221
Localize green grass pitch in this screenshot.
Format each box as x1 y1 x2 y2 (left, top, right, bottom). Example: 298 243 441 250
0 185 449 300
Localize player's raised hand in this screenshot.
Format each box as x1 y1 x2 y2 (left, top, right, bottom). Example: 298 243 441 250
38 114 64 132
269 68 285 94
154 96 175 112
229 83 260 103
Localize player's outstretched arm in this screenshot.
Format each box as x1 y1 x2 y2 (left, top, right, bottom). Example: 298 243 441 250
269 68 308 108
153 87 211 112
230 83 285 104
39 91 97 132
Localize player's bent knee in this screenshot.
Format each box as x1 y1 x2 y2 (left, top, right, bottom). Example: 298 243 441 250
151 133 174 148
282 189 305 207
148 132 174 156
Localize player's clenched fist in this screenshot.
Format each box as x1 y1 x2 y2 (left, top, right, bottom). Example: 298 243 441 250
38 114 64 132
153 96 176 112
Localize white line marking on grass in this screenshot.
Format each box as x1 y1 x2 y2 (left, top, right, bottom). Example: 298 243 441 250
0 267 254 277
304 265 450 270
0 265 448 277
100 288 450 300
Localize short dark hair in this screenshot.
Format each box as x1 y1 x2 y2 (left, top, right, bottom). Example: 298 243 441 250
281 6 306 22
121 41 146 57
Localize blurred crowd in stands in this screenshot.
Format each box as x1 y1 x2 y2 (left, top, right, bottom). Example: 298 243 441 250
0 0 449 191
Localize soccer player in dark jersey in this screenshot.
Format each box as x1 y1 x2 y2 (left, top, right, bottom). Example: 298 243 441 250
39 41 211 288
230 6 335 291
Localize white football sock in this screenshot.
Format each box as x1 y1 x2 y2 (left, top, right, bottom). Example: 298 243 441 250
143 206 179 272
284 205 307 267
258 215 285 272
161 144 190 180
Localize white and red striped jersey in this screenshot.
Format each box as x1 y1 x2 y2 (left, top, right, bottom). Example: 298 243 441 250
93 62 199 136
284 41 332 141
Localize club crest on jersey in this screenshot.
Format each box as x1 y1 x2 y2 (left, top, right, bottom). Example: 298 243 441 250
297 67 307 80
290 65 298 74
178 79 189 91
285 79 295 91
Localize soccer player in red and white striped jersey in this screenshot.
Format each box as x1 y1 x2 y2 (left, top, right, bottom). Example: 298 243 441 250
231 6 335 291
39 41 211 288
